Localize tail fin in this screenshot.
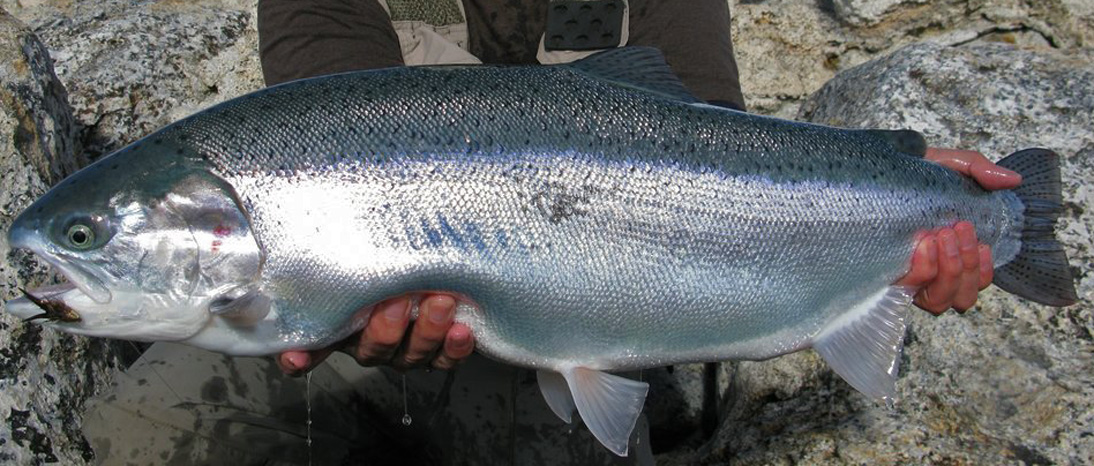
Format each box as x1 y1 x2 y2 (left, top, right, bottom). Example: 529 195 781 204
993 149 1078 306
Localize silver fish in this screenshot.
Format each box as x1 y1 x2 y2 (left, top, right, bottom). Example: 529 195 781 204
3 48 1076 456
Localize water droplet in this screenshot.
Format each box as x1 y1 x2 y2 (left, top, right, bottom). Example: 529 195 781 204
401 374 412 427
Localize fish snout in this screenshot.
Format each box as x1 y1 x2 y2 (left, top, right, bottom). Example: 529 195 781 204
7 214 42 251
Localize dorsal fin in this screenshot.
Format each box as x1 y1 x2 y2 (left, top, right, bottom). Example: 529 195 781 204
565 47 701 103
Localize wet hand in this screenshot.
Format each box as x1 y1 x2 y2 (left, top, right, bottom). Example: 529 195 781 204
896 148 1022 314
277 293 474 376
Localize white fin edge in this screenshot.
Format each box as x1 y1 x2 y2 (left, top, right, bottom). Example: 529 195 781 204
813 286 915 404
563 367 648 457
537 370 575 423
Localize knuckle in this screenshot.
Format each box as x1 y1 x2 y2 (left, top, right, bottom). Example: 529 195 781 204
432 357 454 371
355 345 394 366
401 354 426 367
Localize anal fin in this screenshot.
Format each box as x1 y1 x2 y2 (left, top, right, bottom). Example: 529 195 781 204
555 367 648 457
537 370 576 423
813 286 915 404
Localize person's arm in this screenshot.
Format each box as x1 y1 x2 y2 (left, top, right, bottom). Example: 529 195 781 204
896 148 1023 314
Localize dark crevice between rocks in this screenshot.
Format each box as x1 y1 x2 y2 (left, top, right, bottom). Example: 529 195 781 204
951 24 1059 49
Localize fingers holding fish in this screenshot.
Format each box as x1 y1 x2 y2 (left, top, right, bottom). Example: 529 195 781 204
904 223 984 315
897 234 939 293
353 297 413 366
925 148 1023 190
275 293 473 375
432 323 474 371
978 245 994 290
393 294 457 370
951 222 983 312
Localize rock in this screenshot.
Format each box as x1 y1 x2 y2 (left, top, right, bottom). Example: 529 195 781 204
660 43 1094 465
829 0 924 27
12 0 262 159
730 0 1093 117
0 9 126 464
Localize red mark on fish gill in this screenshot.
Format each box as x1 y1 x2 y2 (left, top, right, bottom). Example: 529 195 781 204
211 225 230 253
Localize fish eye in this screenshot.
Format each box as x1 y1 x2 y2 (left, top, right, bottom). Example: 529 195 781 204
66 224 95 249
57 216 112 251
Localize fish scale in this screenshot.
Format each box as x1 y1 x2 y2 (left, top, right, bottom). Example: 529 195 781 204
5 47 1075 457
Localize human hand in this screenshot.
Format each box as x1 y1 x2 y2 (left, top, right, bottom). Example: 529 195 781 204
277 293 474 376
895 148 1022 314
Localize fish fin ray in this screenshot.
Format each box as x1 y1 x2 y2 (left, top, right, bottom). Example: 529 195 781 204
857 129 927 157
994 148 1077 306
537 370 575 423
209 289 272 326
813 286 914 403
563 367 648 457
565 47 701 103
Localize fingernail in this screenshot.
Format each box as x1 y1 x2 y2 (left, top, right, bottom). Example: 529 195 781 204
427 297 455 324
940 231 959 257
383 300 408 323
428 307 450 324
449 327 473 350
286 353 307 371
985 166 1021 180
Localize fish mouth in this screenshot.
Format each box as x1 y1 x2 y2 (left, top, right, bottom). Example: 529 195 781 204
15 284 82 323
4 257 109 323
46 259 113 304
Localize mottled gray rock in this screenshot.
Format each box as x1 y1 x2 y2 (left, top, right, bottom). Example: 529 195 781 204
16 0 262 159
730 0 1093 117
0 9 125 465
829 0 925 27
661 43 1094 465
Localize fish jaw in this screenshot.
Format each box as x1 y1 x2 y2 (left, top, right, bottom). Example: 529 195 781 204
4 282 213 341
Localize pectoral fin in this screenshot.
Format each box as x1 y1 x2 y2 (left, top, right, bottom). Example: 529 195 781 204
551 367 648 457
537 370 576 423
813 286 915 404
209 289 271 326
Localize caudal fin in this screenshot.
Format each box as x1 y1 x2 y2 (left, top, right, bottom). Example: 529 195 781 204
993 149 1078 306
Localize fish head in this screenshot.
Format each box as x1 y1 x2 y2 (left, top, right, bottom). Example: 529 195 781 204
5 141 263 342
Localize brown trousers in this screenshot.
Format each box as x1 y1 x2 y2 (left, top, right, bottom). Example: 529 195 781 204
257 0 745 110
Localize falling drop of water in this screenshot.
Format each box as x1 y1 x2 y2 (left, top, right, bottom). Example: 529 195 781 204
306 371 313 466
401 374 412 426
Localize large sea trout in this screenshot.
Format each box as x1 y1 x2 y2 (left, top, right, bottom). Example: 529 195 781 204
4 48 1076 455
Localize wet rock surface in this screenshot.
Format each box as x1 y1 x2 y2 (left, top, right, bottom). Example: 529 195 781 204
0 10 127 465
